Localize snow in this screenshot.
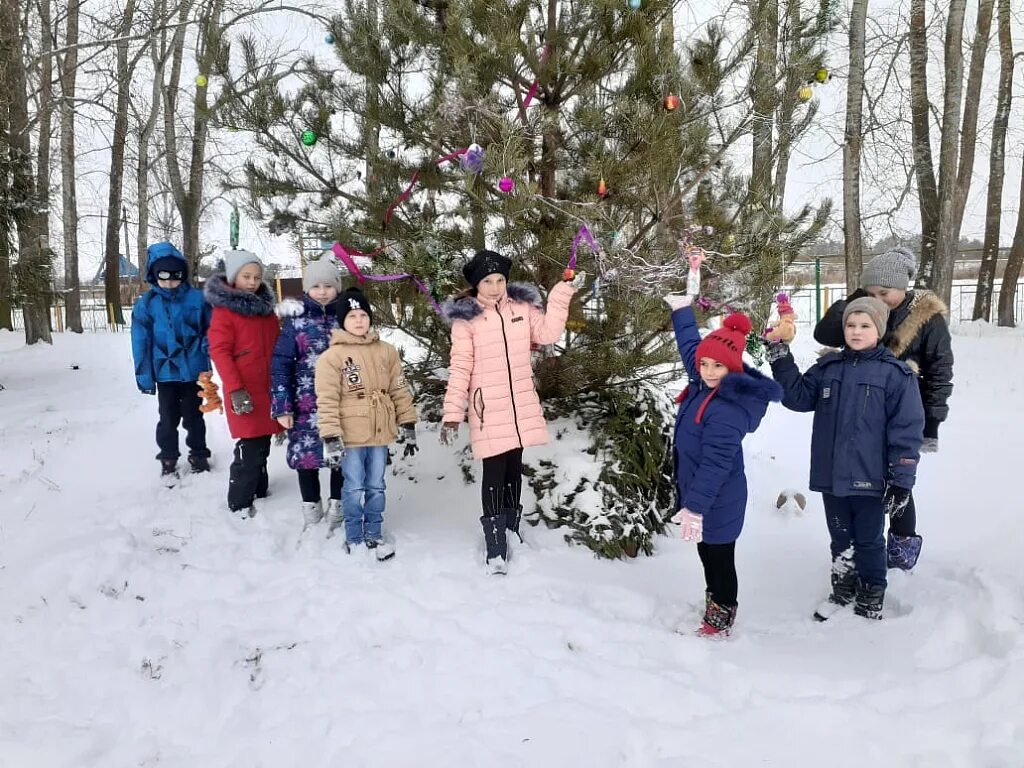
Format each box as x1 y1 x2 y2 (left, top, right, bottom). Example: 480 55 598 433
1 325 1023 767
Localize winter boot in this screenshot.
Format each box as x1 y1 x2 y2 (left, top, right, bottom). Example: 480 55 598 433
366 538 396 562
188 455 211 473
697 598 737 638
887 532 923 571
301 501 324 527
480 513 508 575
813 550 857 622
853 581 885 620
324 500 343 538
255 466 269 499
504 506 526 559
160 458 178 477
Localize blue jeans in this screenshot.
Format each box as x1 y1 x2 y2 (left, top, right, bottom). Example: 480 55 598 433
822 493 887 588
340 446 388 544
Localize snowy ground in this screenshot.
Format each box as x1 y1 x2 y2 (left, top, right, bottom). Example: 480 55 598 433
1 325 1022 767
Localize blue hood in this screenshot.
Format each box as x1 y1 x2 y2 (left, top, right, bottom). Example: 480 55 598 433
145 242 188 285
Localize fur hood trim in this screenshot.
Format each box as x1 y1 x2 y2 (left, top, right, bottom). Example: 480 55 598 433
275 295 338 319
441 282 543 324
719 365 785 406
204 273 276 317
888 290 947 358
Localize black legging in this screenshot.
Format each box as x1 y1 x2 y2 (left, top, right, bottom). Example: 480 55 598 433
296 468 343 503
697 541 738 607
480 448 523 516
888 492 917 537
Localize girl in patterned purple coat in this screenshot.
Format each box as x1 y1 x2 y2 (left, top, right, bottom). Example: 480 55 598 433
271 257 344 531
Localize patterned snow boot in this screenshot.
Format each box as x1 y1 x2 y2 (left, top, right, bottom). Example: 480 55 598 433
480 513 508 575
853 581 886 620
887 532 923 571
301 500 324 527
697 597 737 638
814 549 857 621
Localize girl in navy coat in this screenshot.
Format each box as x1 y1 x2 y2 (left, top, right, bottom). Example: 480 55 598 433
666 294 783 637
766 297 924 621
271 257 344 531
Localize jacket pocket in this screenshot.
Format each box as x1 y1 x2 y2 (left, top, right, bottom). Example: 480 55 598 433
233 348 252 360
340 406 371 444
472 388 486 425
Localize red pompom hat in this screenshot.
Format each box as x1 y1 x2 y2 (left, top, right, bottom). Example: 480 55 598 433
695 313 752 373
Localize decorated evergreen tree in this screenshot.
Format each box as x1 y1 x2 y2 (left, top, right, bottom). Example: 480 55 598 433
220 0 832 558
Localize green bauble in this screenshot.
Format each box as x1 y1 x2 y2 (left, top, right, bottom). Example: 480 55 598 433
300 129 318 147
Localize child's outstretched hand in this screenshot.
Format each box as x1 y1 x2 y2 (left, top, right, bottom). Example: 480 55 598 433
671 508 703 542
663 294 693 312
439 422 459 446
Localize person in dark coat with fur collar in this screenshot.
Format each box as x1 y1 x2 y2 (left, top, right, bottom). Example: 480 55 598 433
811 246 951 570
205 250 283 516
666 294 783 638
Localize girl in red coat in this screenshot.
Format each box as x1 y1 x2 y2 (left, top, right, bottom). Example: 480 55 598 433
205 250 283 516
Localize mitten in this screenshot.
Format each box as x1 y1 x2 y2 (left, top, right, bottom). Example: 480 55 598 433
439 421 460 446
229 389 253 415
764 341 791 364
663 293 693 312
323 437 345 468
671 508 703 543
921 437 938 454
399 424 418 457
141 388 156 396
883 485 912 518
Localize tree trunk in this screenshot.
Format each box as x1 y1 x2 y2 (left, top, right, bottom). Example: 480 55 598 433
0 0 52 344
771 0 801 214
36 0 54 332
60 0 82 332
974 0 1012 322
907 0 939 285
997 157 1024 327
0 224 12 331
103 0 138 327
842 0 868 289
749 0 779 208
0 86 11 331
136 0 167 286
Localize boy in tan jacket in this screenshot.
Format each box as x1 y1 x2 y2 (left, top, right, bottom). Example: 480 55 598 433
314 288 418 559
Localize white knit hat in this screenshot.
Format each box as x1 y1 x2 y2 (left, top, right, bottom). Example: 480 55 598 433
224 249 263 284
302 256 342 292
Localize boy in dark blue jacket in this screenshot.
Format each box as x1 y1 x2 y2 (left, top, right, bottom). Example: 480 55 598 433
131 242 212 478
666 294 783 637
766 297 924 621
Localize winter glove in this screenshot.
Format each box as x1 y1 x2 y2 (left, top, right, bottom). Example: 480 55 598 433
439 421 460 446
921 437 938 454
883 485 912 519
229 389 253 415
140 388 156 396
671 508 703 543
764 341 791 364
323 437 345 468
663 293 693 312
567 269 587 290
399 424 418 457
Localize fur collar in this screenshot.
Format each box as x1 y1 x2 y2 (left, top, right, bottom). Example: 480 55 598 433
717 365 784 406
204 274 276 317
887 290 947 358
442 282 543 324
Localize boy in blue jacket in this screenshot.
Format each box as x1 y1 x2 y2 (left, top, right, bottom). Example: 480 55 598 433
666 294 783 637
766 297 924 621
131 242 212 478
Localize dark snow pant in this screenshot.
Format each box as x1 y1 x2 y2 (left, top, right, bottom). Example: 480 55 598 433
296 468 343 503
822 493 886 588
697 541 738 608
480 448 523 515
155 381 209 461
228 436 272 511
888 492 917 537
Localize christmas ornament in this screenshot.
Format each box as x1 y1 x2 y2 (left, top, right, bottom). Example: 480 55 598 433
797 85 813 102
325 33 335 45
723 233 736 248
563 268 576 281
814 67 830 83
702 225 715 236
195 74 208 87
300 129 318 147
628 0 642 8
684 246 706 296
461 143 485 175
498 177 515 193
663 94 680 111
597 178 608 198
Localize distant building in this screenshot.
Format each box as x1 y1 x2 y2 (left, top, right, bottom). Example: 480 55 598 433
92 255 140 284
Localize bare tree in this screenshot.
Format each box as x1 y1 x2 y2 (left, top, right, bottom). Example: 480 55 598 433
907 0 940 281
998 158 1024 328
973 0 1012 321
842 0 868 289
58 0 83 332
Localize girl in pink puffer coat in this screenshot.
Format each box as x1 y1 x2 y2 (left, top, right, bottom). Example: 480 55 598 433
440 249 584 573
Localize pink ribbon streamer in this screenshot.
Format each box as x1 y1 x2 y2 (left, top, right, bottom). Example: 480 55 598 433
382 148 470 230
330 242 442 315
522 44 551 112
568 224 599 270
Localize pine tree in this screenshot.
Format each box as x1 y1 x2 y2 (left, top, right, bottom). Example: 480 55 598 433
221 0 832 558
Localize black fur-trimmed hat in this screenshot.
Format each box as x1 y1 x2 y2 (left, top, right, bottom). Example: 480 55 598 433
462 249 512 288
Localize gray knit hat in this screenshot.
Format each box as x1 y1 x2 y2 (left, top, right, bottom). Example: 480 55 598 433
843 296 890 339
224 249 263 284
860 246 917 290
302 256 342 292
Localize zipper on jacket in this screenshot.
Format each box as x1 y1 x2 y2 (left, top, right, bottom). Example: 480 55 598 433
496 304 524 447
862 385 870 416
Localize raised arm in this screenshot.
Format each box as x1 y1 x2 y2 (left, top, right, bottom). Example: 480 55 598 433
768 350 823 413
669 303 702 383
529 281 575 345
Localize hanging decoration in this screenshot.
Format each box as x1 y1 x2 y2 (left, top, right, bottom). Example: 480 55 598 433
325 33 335 45
384 146 488 229
195 74 208 87
300 129 318 146
461 143 485 174
797 85 813 102
229 204 240 250
663 94 681 111
564 224 600 281
628 0 642 8
330 242 442 315
498 176 515 194
597 178 608 198
813 67 830 83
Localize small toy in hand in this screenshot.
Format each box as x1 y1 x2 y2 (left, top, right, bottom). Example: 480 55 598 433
764 292 797 344
197 371 223 414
